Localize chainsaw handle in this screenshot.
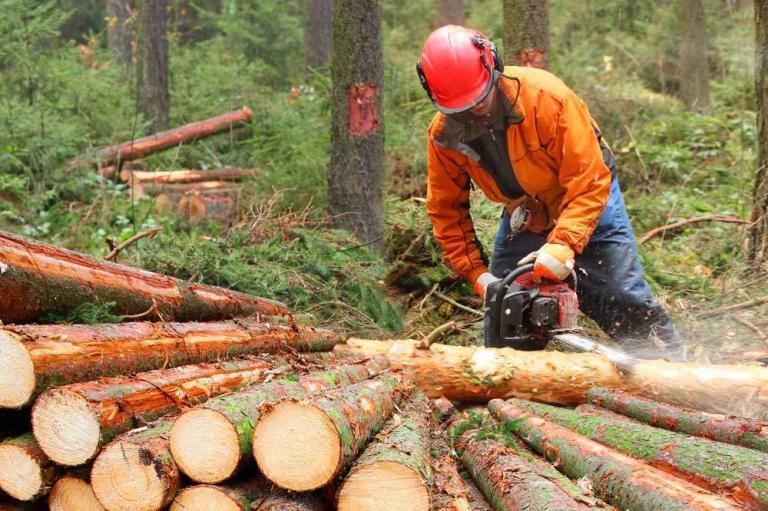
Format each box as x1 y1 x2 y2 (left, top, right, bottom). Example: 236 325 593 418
491 263 535 309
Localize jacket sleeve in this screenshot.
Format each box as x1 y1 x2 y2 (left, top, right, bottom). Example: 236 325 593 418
426 135 489 285
544 93 612 253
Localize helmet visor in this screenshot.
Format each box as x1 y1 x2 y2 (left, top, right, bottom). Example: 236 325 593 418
434 70 498 115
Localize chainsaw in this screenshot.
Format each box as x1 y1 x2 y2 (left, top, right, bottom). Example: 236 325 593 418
483 263 636 371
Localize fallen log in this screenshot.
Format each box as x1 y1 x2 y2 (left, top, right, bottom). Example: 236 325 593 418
170 358 390 484
252 373 412 492
337 391 432 511
588 387 768 453
95 107 252 166
121 167 257 185
0 434 56 502
0 230 289 324
48 473 103 511
335 339 768 419
0 320 339 408
509 399 768 509
31 354 297 466
489 400 741 511
140 180 237 196
462 475 493 511
170 479 329 511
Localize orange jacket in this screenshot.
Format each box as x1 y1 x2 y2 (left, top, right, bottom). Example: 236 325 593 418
426 66 613 287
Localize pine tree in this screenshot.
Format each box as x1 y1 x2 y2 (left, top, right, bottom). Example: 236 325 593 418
749 0 768 267
137 0 170 131
677 0 711 110
502 0 549 69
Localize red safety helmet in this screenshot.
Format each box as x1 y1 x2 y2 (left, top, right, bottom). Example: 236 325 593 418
416 25 503 114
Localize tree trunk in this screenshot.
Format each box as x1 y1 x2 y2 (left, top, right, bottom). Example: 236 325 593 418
457 433 593 510
750 0 768 267
121 167 256 185
677 0 710 109
91 417 180 511
49 473 104 511
0 434 57 502
507 399 768 509
106 0 134 69
171 479 329 511
31 355 300 466
0 230 289 325
435 0 464 26
95 107 251 166
337 391 432 510
587 387 768 453
502 0 549 68
489 400 741 511
137 0 170 131
304 0 333 75
0 320 336 409
329 0 384 249
252 373 411 492
169 359 390 484
334 339 768 420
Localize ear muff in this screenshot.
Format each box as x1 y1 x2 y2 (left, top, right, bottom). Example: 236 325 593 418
416 61 433 100
472 33 504 73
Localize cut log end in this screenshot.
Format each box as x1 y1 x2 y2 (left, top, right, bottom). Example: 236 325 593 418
0 332 35 409
32 389 100 466
170 409 240 483
0 443 43 501
91 441 169 511
48 476 104 511
337 460 429 511
252 401 340 492
170 486 242 511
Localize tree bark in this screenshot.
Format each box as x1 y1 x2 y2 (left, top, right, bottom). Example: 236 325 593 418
95 107 252 166
0 434 57 502
587 387 768 453
329 0 384 249
750 0 768 267
489 400 742 511
0 230 289 325
252 373 411 491
169 359 390 484
334 339 768 420
171 478 329 511
0 320 336 408
507 399 768 509
435 0 464 27
49 473 104 511
31 355 300 466
106 0 134 70
120 167 257 185
502 0 549 69
304 0 333 76
677 0 711 109
337 391 432 510
91 417 180 511
137 0 170 131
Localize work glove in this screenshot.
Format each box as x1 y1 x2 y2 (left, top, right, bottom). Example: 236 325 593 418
519 242 575 282
474 272 499 298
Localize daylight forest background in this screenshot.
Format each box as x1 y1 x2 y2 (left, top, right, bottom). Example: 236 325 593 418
0 0 766 363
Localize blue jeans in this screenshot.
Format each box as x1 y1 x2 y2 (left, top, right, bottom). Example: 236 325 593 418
488 179 684 359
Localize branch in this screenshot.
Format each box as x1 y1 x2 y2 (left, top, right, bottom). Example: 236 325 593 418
419 321 457 349
732 316 768 346
104 227 162 261
638 214 749 244
696 295 768 319
434 291 483 317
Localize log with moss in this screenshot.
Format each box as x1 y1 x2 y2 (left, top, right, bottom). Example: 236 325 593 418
587 387 768 453
252 372 412 492
170 478 329 511
169 358 390 484
0 230 289 324
0 434 56 502
335 338 768 419
48 472 103 511
32 354 302 466
508 399 768 509
0 320 339 408
489 400 742 511
336 390 432 510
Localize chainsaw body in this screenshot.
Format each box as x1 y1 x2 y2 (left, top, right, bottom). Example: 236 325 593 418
484 264 578 350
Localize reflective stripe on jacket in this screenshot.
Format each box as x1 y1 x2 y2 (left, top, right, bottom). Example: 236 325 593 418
426 66 613 286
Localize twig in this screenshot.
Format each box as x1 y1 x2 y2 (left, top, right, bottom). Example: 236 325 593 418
339 235 384 251
732 315 768 345
639 214 749 244
419 321 457 349
104 227 162 261
696 295 768 319
434 291 483 317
